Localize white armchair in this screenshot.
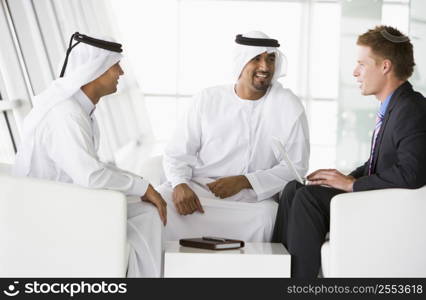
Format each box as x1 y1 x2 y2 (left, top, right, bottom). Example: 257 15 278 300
321 187 426 277
0 164 128 277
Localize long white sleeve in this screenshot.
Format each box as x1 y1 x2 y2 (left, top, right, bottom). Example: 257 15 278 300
46 112 149 196
163 97 202 188
245 112 310 201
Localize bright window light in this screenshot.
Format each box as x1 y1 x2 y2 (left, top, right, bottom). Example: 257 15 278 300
109 0 179 94
381 2 409 33
310 2 340 99
144 96 178 141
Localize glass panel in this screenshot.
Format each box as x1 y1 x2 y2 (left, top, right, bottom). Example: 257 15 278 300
336 0 383 173
109 0 178 94
382 1 409 33
6 0 53 95
410 0 426 95
310 100 338 146
310 2 340 99
0 110 15 164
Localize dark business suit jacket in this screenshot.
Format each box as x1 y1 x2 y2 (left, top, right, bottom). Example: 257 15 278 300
350 81 426 191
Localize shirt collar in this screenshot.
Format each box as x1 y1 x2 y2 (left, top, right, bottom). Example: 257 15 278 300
379 91 394 116
232 84 271 103
74 89 96 116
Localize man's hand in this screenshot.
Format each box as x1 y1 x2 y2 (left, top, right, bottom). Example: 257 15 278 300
207 175 252 199
307 169 355 192
172 183 204 215
141 184 167 225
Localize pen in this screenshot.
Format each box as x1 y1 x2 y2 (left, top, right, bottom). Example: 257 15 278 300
202 236 227 242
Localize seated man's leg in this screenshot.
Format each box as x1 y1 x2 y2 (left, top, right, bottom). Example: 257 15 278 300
156 182 278 242
286 185 344 278
126 201 164 277
272 180 304 245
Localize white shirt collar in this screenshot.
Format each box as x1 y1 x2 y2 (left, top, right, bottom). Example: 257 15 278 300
74 89 96 116
232 84 271 104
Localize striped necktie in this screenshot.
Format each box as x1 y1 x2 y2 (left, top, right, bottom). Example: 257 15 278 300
368 110 384 175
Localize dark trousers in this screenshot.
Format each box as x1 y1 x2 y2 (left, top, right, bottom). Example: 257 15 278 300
272 180 345 278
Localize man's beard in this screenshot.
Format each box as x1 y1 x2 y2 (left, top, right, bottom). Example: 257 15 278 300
252 79 271 91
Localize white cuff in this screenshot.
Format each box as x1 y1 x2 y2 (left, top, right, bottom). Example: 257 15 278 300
245 173 262 197
129 176 149 196
171 178 191 189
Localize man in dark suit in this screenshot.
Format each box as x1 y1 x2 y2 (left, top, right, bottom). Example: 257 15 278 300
272 25 426 278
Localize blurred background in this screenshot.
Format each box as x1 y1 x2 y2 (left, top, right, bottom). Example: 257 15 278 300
1 0 425 176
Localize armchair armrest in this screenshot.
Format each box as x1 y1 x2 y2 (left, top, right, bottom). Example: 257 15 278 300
0 174 127 277
324 187 426 277
0 162 12 175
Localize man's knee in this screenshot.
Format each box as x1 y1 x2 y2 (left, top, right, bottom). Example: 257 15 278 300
285 180 301 192
279 180 303 206
291 186 326 217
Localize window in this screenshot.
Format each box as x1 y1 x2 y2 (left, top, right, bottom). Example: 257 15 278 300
0 93 16 164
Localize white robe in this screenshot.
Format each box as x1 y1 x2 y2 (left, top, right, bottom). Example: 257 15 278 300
13 90 163 277
162 82 310 242
126 200 164 277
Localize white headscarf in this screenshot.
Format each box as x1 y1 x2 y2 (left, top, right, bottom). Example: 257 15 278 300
232 31 287 83
13 37 122 176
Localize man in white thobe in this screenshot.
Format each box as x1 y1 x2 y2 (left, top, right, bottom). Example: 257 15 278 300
159 31 310 242
13 32 165 277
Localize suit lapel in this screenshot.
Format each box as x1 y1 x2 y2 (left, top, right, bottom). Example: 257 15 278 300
371 81 412 173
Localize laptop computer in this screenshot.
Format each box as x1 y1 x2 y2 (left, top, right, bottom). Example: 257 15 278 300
271 136 305 184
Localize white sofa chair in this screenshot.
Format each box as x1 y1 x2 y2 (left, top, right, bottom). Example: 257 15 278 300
321 187 426 277
0 162 11 174
0 163 128 277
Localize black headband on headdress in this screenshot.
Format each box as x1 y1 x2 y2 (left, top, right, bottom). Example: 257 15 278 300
235 34 280 47
59 32 123 78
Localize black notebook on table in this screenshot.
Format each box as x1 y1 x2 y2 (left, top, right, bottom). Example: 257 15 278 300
179 236 245 250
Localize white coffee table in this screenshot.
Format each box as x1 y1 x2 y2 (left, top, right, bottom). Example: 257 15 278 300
163 241 291 277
